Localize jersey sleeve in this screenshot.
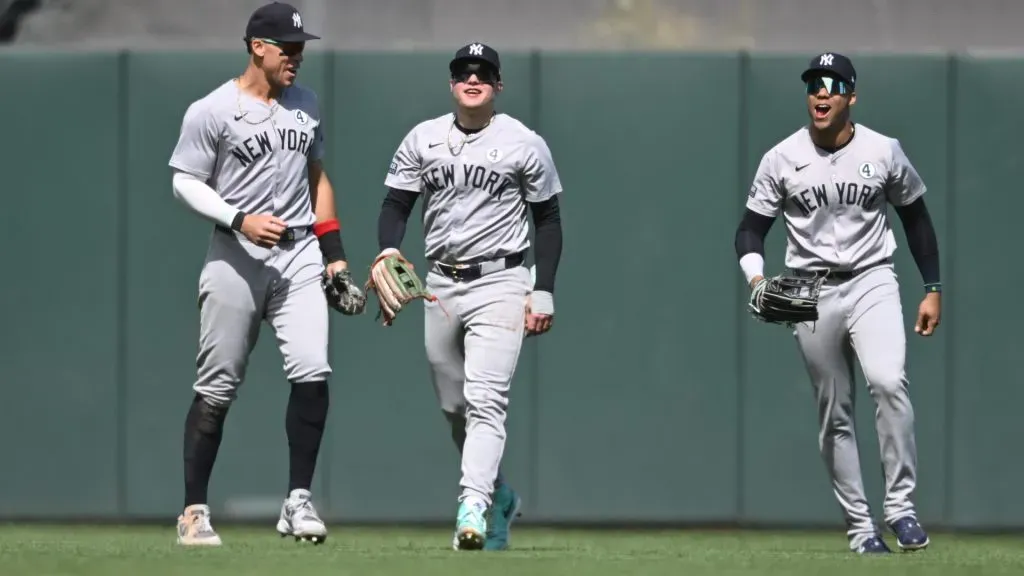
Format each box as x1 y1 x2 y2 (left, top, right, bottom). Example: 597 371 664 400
522 133 562 203
383 126 423 193
884 138 927 206
745 149 785 217
168 100 220 179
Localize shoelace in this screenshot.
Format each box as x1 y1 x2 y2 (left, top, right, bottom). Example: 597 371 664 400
292 499 321 522
191 513 215 536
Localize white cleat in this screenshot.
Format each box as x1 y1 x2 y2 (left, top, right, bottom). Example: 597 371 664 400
177 504 223 546
276 489 328 545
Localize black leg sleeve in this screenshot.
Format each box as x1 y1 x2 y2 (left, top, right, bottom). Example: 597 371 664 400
183 394 230 508
286 380 330 493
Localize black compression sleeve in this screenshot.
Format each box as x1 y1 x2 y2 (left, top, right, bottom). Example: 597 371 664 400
893 197 941 289
378 188 418 251
530 196 562 293
734 208 776 259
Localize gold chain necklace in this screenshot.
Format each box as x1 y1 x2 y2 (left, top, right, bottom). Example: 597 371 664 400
447 112 495 156
235 78 279 126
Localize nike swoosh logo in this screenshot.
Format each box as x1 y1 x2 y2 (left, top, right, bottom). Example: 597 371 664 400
234 113 245 121
428 142 443 148
795 163 810 171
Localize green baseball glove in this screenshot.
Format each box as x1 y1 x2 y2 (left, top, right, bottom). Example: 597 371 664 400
365 251 437 326
748 272 826 325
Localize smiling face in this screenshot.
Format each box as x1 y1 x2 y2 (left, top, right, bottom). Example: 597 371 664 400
806 73 856 131
449 60 501 110
251 38 305 89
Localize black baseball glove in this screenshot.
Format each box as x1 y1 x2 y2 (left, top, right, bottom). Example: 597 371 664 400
748 272 826 325
322 268 366 316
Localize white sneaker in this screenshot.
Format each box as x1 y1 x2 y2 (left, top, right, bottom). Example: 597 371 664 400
276 489 328 544
177 504 222 546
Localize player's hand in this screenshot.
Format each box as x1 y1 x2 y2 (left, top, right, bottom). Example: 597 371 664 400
325 260 348 276
240 214 287 247
915 292 941 337
749 275 765 290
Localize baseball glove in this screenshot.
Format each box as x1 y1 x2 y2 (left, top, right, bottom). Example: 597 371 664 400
322 268 367 316
365 252 437 326
748 272 826 325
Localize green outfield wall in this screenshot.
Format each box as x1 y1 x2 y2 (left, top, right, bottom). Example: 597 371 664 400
0 49 1019 530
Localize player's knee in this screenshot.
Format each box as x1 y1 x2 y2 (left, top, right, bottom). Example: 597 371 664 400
284 352 332 383
464 386 509 424
193 382 237 408
864 367 908 400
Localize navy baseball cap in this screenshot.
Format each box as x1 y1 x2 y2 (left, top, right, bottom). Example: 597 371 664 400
801 52 856 88
245 2 320 43
450 42 501 75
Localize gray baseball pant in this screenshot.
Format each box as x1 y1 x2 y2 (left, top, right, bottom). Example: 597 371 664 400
193 227 331 407
792 262 919 550
423 264 531 507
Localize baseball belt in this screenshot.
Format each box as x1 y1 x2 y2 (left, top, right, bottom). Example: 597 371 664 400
215 224 312 242
431 251 526 283
791 258 892 283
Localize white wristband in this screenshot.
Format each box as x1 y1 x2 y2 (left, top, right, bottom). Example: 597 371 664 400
530 290 554 315
739 253 765 285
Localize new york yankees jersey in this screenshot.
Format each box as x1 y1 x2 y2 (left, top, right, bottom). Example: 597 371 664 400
746 124 926 272
384 113 562 264
169 79 324 228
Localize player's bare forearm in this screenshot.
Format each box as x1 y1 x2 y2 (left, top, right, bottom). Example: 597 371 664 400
308 159 339 223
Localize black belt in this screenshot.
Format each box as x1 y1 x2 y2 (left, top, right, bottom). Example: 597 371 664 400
793 258 892 282
215 224 312 242
433 251 526 283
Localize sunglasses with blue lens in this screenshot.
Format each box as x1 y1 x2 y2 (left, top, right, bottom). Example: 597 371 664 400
806 76 852 95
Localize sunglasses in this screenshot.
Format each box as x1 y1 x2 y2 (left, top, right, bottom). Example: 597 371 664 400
451 63 499 85
259 38 304 57
806 76 852 95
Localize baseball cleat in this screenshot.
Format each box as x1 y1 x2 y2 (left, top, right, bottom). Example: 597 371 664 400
854 534 892 554
276 489 328 545
889 516 929 551
176 504 222 546
483 483 522 551
452 498 488 551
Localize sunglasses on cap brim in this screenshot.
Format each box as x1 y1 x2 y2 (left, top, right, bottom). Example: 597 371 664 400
451 62 500 84
806 75 853 95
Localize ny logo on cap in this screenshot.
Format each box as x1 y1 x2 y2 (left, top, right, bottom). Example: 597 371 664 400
469 44 484 56
819 53 834 66
292 12 302 28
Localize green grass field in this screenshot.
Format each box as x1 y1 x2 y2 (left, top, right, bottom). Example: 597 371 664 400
2 525 1023 576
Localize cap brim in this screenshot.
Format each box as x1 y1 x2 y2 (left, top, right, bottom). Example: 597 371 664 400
272 31 320 42
801 66 854 86
449 56 499 72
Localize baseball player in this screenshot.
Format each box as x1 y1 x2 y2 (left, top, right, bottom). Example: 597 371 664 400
167 2 364 546
734 52 940 554
372 42 563 551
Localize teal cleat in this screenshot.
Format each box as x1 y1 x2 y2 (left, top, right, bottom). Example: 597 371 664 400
452 498 488 551
483 483 522 551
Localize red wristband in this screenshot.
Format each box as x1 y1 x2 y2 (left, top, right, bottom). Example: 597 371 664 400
314 219 340 237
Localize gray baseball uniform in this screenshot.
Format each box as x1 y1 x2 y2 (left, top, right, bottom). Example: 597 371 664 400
385 112 562 506
169 79 331 406
746 123 925 549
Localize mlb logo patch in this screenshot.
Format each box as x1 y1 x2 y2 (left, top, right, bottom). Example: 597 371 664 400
389 160 398 175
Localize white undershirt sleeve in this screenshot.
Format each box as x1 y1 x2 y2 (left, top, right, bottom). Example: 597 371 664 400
171 170 241 229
